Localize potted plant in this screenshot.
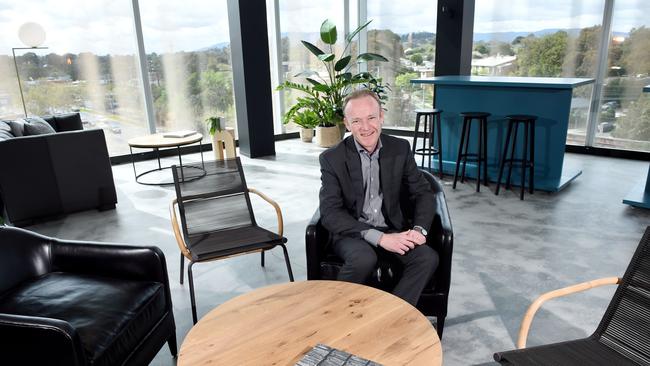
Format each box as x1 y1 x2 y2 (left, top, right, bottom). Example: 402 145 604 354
277 19 389 147
285 108 319 142
205 116 235 160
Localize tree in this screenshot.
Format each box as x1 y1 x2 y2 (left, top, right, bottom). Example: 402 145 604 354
410 53 423 65
612 95 650 141
516 31 568 77
569 25 600 77
621 26 650 76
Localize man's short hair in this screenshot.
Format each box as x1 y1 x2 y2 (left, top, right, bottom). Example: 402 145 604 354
342 89 381 117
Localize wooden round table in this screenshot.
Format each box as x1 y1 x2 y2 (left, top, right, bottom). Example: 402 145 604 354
178 280 442 366
127 132 204 185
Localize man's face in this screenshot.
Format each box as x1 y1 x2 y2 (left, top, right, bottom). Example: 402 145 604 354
343 95 383 153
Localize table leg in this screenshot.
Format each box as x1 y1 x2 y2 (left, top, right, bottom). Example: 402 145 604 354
178 146 185 182
130 146 137 179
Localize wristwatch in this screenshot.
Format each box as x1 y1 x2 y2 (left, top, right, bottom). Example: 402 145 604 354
413 225 428 237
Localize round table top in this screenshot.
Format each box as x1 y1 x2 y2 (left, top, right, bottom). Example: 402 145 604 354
177 280 442 366
127 132 203 148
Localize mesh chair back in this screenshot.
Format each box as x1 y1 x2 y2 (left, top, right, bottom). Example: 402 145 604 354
595 226 650 364
172 158 256 239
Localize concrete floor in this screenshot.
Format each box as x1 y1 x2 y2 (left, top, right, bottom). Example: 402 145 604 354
27 138 650 365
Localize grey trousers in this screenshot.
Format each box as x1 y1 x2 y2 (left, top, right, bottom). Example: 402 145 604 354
332 236 438 306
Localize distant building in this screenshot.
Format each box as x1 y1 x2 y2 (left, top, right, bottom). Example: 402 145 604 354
471 54 517 76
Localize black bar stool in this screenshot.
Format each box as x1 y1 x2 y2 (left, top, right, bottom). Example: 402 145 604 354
412 108 443 179
453 112 490 192
495 114 536 200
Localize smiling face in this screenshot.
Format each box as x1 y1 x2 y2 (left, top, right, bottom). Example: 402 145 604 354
343 94 384 153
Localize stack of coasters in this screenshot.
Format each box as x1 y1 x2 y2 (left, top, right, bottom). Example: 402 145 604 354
295 344 383 366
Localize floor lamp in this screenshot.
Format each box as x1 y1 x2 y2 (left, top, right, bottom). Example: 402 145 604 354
12 22 47 118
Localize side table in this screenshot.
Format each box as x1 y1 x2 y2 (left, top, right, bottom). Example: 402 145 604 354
127 132 205 185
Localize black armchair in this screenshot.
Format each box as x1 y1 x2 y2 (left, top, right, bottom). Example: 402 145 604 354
306 170 453 337
0 226 177 366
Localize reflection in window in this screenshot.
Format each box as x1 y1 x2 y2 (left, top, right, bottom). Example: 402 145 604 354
367 0 438 129
139 0 236 140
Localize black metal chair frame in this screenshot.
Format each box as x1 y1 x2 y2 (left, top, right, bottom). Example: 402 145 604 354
412 109 444 179
495 226 650 365
170 158 294 323
305 170 453 338
453 112 490 192
495 115 536 200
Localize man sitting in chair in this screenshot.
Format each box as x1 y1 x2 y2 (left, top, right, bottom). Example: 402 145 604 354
319 89 439 306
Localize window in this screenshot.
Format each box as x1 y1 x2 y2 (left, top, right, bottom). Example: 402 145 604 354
367 0 438 129
0 1 149 156
276 1 346 133
139 0 236 140
473 1 605 146
594 0 650 152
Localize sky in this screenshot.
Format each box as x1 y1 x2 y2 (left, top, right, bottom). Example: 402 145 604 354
0 0 648 55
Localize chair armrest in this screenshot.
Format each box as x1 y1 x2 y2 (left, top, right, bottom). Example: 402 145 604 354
517 276 621 349
428 190 454 295
0 313 85 365
305 209 326 280
50 240 169 285
170 199 192 259
249 187 284 237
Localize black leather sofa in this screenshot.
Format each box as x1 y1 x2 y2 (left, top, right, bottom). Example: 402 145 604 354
0 226 177 366
0 113 117 226
306 170 454 337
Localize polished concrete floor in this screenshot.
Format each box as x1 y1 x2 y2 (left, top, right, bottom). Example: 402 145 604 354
27 138 650 365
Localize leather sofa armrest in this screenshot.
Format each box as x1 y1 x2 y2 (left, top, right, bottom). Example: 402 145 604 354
0 313 85 366
305 208 323 280
51 241 169 285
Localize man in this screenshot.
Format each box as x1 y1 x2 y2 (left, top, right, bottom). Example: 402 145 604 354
319 89 439 306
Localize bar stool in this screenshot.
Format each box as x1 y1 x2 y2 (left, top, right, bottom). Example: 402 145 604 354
412 108 443 179
495 114 536 200
453 112 490 192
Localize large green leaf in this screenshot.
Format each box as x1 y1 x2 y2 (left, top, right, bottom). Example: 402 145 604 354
301 41 324 56
320 19 337 45
334 55 351 71
317 53 335 62
357 53 389 62
346 20 372 43
336 72 352 81
294 70 318 78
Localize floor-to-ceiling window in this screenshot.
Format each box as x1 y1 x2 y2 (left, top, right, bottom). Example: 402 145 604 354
139 0 236 140
474 0 650 153
594 0 650 152
276 1 346 133
366 0 437 129
0 1 148 155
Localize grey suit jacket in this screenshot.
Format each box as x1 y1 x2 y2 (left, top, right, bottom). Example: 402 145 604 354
319 134 436 240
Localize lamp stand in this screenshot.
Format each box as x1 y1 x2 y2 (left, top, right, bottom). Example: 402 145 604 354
12 46 47 118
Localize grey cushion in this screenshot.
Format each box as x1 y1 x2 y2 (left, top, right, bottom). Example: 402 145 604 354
0 121 13 141
23 117 56 136
8 119 25 137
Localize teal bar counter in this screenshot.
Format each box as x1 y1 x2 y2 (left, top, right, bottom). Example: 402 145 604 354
411 76 594 192
622 85 650 209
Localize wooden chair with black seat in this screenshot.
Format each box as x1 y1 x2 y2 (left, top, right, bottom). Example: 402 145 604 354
305 169 453 338
494 226 650 365
170 157 294 324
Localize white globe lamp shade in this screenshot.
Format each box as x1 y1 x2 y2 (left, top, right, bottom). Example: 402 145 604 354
18 22 46 48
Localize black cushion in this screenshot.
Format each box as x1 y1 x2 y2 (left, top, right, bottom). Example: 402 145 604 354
0 272 166 366
23 117 56 136
42 116 58 130
0 121 13 141
54 113 83 132
8 119 25 136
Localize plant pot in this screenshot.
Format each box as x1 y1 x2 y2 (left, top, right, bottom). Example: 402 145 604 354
300 128 314 142
316 125 341 148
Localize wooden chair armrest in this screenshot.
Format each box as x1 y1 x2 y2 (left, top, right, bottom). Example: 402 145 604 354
517 276 621 349
248 187 284 237
169 198 191 259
